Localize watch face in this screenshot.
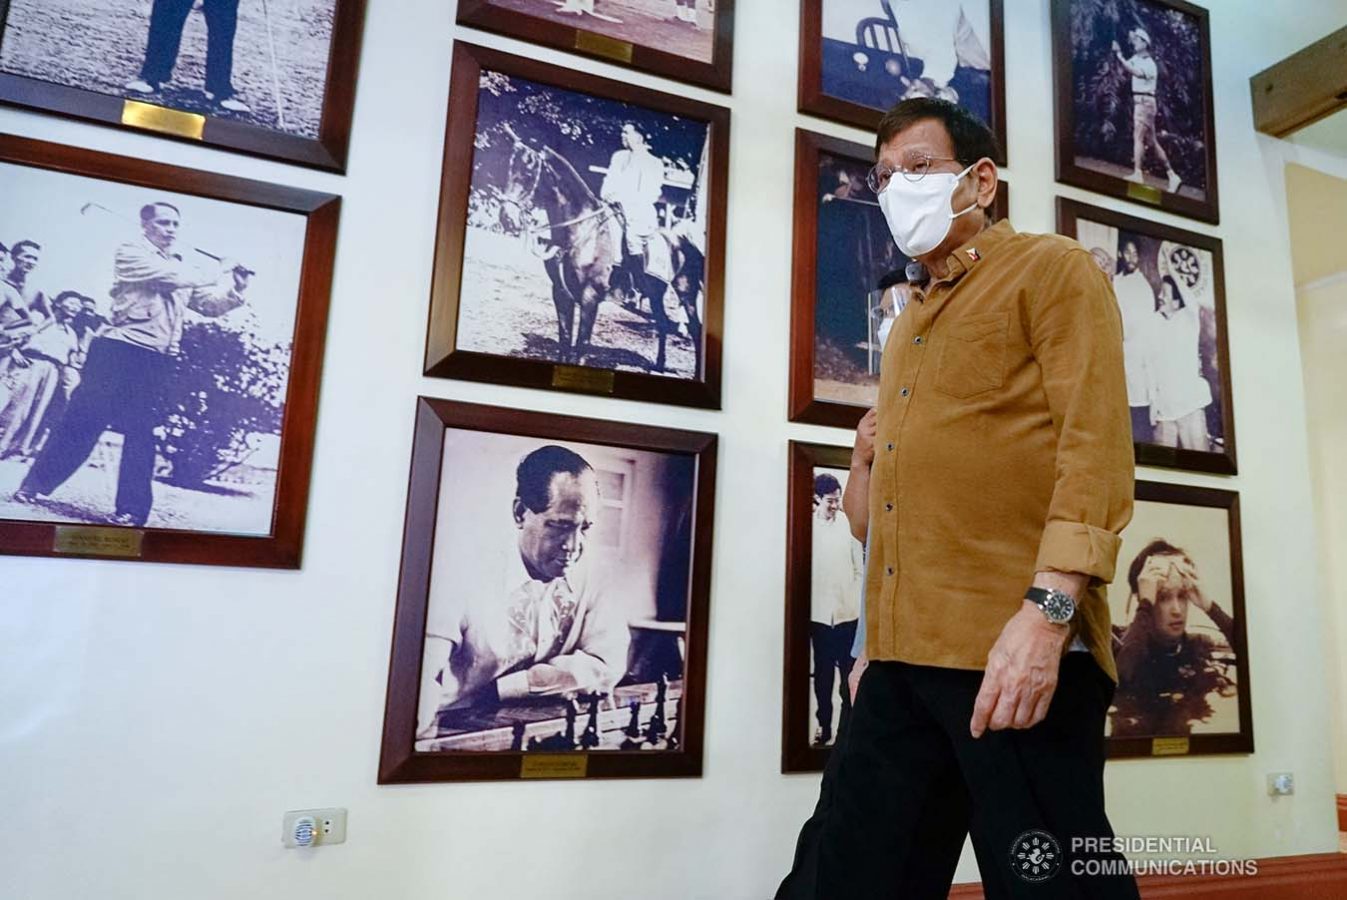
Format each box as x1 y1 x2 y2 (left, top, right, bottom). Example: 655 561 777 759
1043 591 1074 623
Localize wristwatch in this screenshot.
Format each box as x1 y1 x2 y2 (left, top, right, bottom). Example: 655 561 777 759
1025 586 1076 625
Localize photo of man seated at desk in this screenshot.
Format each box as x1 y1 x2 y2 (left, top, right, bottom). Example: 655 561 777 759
416 434 695 754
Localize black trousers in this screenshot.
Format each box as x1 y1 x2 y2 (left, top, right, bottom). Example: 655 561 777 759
139 0 240 98
776 655 1140 899
21 338 170 524
810 620 858 738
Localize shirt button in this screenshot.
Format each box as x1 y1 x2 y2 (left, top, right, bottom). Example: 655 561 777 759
885 502 894 512
886 442 895 452
886 567 895 576
900 387 910 397
913 336 924 345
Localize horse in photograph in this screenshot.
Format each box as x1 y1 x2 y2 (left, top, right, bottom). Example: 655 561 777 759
495 126 692 373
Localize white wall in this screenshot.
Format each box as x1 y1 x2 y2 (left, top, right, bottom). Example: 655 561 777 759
1298 272 1347 796
2 2 1346 897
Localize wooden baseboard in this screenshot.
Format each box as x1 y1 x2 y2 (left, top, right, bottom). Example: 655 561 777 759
1338 794 1347 832
948 851 1347 898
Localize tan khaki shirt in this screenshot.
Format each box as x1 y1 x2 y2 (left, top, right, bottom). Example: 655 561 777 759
865 220 1134 681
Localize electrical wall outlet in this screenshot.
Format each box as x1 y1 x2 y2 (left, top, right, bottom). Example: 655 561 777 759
1266 772 1295 796
282 808 347 847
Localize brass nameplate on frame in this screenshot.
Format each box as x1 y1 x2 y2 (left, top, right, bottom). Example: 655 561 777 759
552 365 616 394
575 30 634 63
53 526 145 558
1126 181 1163 205
1151 737 1190 757
520 754 589 779
122 100 206 140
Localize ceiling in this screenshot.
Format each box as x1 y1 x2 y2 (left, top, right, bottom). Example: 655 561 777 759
1285 162 1347 286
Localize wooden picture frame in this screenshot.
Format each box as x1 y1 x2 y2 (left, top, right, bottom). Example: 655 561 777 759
425 43 729 410
457 0 735 94
379 397 717 783
1106 481 1253 759
782 440 864 773
1057 198 1236 475
0 134 339 568
0 0 366 172
789 128 1009 429
798 0 1007 166
1051 0 1220 224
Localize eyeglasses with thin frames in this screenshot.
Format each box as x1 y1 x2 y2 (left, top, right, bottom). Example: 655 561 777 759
866 154 964 194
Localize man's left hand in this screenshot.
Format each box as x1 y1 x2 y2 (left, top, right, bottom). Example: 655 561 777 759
970 600 1069 737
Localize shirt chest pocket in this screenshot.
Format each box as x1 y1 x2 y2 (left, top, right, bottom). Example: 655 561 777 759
934 312 1007 399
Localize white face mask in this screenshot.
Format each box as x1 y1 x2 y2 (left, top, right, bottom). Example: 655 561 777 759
877 162 979 258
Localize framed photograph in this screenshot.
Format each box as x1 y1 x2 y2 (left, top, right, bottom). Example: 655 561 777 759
1106 481 1252 759
457 0 735 94
379 398 717 783
425 43 729 410
798 0 1006 165
1057 198 1235 475
1051 0 1219 224
0 0 366 171
0 134 338 568
782 441 865 773
789 129 1008 428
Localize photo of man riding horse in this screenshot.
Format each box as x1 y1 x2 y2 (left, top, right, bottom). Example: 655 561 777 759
459 70 709 380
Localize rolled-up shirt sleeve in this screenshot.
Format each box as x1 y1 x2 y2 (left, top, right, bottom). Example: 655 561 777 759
1028 249 1135 581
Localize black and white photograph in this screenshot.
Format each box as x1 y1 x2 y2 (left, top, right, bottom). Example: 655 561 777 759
481 0 716 63
461 71 708 378
789 130 1005 428
0 156 304 537
782 441 866 773
805 465 863 749
1105 482 1252 758
1052 0 1218 223
0 0 365 169
810 144 908 413
1058 198 1234 474
426 45 728 410
799 0 1006 159
380 399 716 782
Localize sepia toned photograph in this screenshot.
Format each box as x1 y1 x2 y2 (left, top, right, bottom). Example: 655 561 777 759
380 399 716 782
426 44 728 410
782 442 866 773
1058 198 1234 474
0 0 365 169
1105 482 1252 758
789 130 1006 428
457 0 734 92
799 0 1005 161
0 135 337 568
1052 0 1218 223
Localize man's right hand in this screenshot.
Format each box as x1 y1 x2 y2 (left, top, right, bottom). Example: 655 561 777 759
852 407 878 468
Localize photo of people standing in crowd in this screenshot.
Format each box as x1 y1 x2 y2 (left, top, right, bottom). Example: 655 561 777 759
0 160 309 536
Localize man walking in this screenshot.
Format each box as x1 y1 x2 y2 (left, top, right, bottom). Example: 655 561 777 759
809 472 863 746
776 97 1139 898
11 202 249 527
125 0 250 113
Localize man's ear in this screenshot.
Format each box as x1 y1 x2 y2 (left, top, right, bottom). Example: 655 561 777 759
512 497 527 527
975 159 999 213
